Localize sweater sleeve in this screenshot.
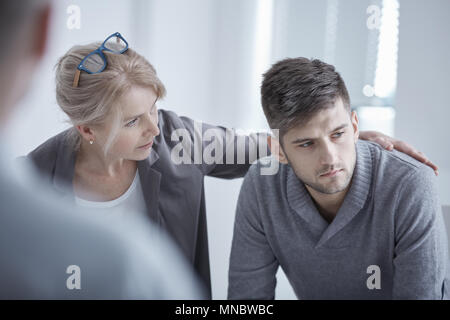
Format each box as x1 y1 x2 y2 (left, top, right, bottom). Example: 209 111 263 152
227 166 279 299
393 165 449 299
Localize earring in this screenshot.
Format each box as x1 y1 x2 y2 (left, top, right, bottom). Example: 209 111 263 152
89 140 94 145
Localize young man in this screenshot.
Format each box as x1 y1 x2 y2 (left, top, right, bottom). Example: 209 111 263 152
228 57 449 299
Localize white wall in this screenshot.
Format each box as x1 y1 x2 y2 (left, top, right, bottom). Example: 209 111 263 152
395 0 450 205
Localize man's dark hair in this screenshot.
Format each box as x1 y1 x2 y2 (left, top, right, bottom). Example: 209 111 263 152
261 57 350 141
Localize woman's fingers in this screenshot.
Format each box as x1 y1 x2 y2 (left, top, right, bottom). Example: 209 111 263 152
390 140 439 175
359 131 439 176
375 137 394 151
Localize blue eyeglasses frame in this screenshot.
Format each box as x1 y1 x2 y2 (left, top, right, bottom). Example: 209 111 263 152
77 32 129 74
73 32 128 87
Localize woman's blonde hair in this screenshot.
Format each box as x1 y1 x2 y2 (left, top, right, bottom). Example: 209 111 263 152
55 42 166 153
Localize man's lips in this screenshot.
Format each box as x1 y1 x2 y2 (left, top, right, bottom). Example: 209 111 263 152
319 169 342 177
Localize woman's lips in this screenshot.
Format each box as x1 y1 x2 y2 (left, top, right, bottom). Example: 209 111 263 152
320 169 342 177
138 140 153 149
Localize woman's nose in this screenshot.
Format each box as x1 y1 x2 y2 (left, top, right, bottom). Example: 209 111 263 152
151 124 160 137
145 115 160 137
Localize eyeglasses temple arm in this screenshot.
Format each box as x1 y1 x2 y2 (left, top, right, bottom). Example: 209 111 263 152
72 69 81 88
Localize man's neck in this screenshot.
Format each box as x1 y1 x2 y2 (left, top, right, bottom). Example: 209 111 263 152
305 185 350 223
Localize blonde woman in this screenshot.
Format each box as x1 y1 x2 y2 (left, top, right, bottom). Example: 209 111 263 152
24 32 437 298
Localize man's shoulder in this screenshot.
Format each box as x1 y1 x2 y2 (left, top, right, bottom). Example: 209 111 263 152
0 173 202 299
362 140 436 190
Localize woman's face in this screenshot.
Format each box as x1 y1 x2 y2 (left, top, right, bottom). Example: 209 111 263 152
96 86 160 161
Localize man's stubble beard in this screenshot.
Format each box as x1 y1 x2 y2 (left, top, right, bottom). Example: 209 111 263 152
285 150 356 195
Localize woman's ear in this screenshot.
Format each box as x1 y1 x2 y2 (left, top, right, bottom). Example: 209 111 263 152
75 125 95 143
268 134 289 164
351 110 359 143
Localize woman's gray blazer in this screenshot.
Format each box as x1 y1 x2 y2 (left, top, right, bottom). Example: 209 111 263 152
24 109 269 298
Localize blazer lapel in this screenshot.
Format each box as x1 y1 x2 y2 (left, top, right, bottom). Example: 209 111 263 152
137 149 162 226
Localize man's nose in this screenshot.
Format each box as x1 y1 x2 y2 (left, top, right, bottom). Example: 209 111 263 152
318 141 338 166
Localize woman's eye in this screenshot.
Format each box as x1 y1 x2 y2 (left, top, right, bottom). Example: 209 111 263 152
126 118 138 127
333 131 344 138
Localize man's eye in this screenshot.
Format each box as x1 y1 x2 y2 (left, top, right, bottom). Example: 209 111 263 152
332 131 344 138
126 118 138 127
299 142 313 148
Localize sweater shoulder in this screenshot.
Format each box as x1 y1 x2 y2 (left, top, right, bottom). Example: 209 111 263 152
363 140 435 184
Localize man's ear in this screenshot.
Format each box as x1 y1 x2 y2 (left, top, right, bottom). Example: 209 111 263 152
267 134 289 164
351 110 359 143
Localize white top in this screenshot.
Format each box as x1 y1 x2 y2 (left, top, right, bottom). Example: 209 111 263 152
75 169 149 224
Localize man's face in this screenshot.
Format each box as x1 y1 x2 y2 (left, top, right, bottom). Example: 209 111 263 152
279 98 359 195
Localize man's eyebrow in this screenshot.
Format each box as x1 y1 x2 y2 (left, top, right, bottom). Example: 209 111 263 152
124 98 158 121
330 123 348 133
290 123 348 144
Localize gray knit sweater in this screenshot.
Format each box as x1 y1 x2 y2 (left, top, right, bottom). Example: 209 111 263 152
228 140 449 299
